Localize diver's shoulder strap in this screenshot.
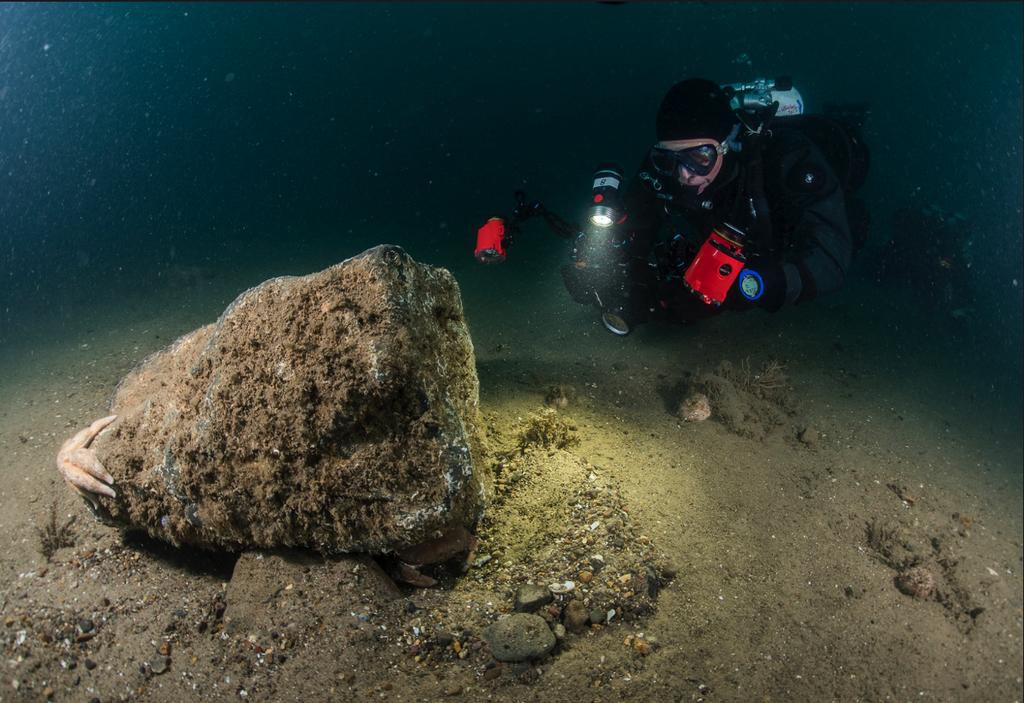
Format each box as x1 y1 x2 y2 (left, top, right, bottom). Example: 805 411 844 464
736 133 776 255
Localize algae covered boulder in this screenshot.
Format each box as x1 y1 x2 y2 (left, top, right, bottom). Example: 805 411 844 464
89 245 486 554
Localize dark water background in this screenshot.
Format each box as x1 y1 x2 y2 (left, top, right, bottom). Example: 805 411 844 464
1 2 1021 411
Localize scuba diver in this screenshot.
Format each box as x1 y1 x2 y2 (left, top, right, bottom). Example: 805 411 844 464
475 77 871 335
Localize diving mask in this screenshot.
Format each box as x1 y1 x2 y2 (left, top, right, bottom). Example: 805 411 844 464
650 141 727 178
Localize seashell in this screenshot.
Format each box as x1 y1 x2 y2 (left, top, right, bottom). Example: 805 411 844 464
548 580 575 594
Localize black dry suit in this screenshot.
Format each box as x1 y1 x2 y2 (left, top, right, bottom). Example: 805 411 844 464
617 124 853 323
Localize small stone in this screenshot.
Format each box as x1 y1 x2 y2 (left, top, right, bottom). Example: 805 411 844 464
548 580 575 594
894 566 936 600
43 686 54 699
150 655 170 675
444 683 463 695
563 600 589 634
678 392 711 422
589 556 605 574
482 613 556 662
84 659 97 670
158 642 171 656
514 584 553 613
482 665 503 681
552 623 566 640
578 570 593 584
588 609 605 625
78 619 95 633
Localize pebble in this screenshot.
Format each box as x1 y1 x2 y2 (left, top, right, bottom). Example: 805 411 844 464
78 619 95 633
482 613 556 662
150 656 170 675
43 686 54 699
84 659 97 670
514 584 553 613
633 638 652 656
589 608 606 625
578 570 593 584
159 642 171 656
548 580 575 594
444 683 463 696
552 623 566 640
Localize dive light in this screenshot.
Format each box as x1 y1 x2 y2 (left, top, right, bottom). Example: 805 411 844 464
588 165 625 228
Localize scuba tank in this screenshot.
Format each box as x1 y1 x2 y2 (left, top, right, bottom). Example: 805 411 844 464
723 77 872 252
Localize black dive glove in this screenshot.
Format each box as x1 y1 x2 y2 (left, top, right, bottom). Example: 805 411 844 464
726 256 787 312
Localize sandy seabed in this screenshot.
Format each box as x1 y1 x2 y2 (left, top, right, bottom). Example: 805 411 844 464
0 258 1021 703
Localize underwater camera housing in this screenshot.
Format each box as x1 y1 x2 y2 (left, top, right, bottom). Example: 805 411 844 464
682 222 749 306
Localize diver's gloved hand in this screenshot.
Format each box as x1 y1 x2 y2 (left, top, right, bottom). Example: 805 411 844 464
726 257 787 312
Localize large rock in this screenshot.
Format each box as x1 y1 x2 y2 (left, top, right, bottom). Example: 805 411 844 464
90 245 486 554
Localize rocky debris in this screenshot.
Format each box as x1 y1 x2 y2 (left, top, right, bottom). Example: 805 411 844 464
87 245 487 554
514 584 553 613
482 613 556 662
678 392 711 422
472 444 672 633
895 565 937 600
